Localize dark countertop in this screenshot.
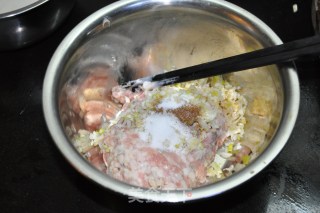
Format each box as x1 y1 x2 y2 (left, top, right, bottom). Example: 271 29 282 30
0 0 319 212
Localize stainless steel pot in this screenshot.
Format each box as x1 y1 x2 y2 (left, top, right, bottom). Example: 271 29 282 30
0 0 75 51
43 0 299 202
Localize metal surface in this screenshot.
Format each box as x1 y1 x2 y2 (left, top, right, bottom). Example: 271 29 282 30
42 0 299 202
0 0 319 211
312 0 320 33
0 0 75 51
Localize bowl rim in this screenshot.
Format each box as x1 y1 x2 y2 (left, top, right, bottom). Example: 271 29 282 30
43 0 300 202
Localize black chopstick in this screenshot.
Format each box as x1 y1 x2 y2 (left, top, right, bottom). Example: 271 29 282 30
123 35 320 90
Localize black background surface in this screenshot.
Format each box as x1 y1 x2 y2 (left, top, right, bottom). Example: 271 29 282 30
0 0 319 212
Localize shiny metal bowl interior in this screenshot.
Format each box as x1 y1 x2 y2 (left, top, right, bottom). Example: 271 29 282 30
43 0 299 202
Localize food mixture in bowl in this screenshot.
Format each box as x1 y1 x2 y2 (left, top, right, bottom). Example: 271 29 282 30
63 63 273 189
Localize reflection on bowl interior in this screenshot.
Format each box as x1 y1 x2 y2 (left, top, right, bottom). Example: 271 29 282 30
59 7 282 190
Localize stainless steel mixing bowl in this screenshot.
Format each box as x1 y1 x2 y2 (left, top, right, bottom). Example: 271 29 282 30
43 0 299 202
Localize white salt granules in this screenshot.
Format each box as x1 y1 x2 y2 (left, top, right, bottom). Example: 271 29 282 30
157 93 193 110
139 113 193 152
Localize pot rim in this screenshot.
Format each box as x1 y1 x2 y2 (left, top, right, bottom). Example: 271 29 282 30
0 0 49 19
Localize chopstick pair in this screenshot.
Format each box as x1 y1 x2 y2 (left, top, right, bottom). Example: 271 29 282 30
122 35 320 90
